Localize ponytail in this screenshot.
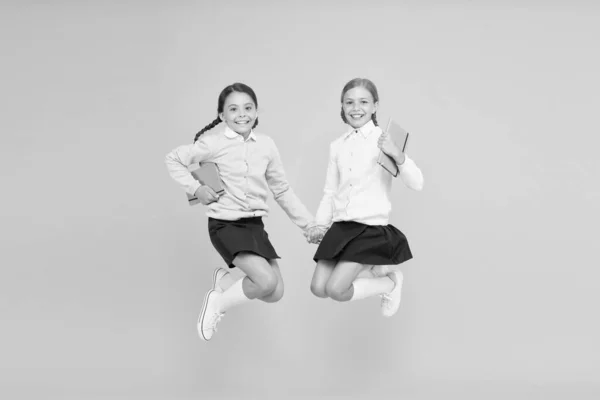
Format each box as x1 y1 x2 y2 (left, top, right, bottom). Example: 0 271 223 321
193 117 221 143
340 108 347 124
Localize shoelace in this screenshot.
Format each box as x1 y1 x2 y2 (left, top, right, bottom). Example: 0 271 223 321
382 282 403 306
381 277 400 303
207 312 225 332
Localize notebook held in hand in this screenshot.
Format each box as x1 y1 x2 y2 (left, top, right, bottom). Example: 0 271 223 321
187 162 224 206
377 118 410 177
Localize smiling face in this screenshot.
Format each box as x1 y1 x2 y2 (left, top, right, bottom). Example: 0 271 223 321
219 91 258 136
342 86 378 129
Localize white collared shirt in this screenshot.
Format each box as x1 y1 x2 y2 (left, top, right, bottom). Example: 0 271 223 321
315 120 424 227
165 125 313 229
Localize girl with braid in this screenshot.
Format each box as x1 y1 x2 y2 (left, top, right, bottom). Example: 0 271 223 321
305 78 424 317
165 83 315 341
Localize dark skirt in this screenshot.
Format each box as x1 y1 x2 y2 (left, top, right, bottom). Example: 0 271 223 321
313 221 413 265
208 217 280 268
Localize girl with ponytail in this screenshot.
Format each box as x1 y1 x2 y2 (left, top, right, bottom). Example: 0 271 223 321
305 78 424 318
165 83 315 341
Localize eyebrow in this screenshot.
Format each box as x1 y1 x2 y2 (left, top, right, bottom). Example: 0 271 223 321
227 103 255 108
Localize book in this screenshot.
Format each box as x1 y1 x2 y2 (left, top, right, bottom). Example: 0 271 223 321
377 118 410 177
186 162 224 206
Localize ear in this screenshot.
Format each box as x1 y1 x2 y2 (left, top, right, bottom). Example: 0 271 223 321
373 101 379 114
219 113 224 121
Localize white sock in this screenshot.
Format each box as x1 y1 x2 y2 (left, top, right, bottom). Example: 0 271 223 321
218 277 251 312
371 265 395 277
356 265 395 279
350 277 394 301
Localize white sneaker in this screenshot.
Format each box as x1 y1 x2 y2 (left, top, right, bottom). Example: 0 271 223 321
212 267 229 292
198 290 225 341
381 270 403 317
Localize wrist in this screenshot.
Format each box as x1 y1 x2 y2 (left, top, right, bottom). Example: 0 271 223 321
394 151 406 165
190 183 202 196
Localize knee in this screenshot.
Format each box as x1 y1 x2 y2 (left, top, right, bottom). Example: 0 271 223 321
310 282 328 298
255 273 278 298
325 282 349 302
262 284 284 303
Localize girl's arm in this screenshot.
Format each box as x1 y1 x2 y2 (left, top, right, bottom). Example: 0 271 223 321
164 139 212 196
396 153 424 191
314 143 339 228
264 139 314 230
379 131 424 191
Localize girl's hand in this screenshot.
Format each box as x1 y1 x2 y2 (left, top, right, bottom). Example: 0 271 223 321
194 186 221 205
378 132 405 164
305 226 326 244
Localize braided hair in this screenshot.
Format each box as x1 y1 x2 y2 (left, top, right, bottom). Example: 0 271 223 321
339 78 380 126
193 117 221 142
193 82 260 143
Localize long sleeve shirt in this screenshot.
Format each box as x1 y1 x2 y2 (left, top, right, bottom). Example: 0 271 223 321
314 120 424 227
165 124 314 230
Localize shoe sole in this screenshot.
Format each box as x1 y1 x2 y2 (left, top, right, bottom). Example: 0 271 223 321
212 268 221 290
198 289 215 341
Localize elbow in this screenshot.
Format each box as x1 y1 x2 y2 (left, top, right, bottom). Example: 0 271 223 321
402 168 423 191
164 151 176 166
165 151 185 169
400 174 424 191
413 178 424 191
272 185 290 200
407 176 424 191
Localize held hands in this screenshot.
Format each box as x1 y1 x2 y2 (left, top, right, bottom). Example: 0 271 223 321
378 131 405 165
304 225 327 244
193 186 221 205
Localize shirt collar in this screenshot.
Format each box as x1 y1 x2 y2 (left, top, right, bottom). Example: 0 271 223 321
343 120 376 139
223 124 257 142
